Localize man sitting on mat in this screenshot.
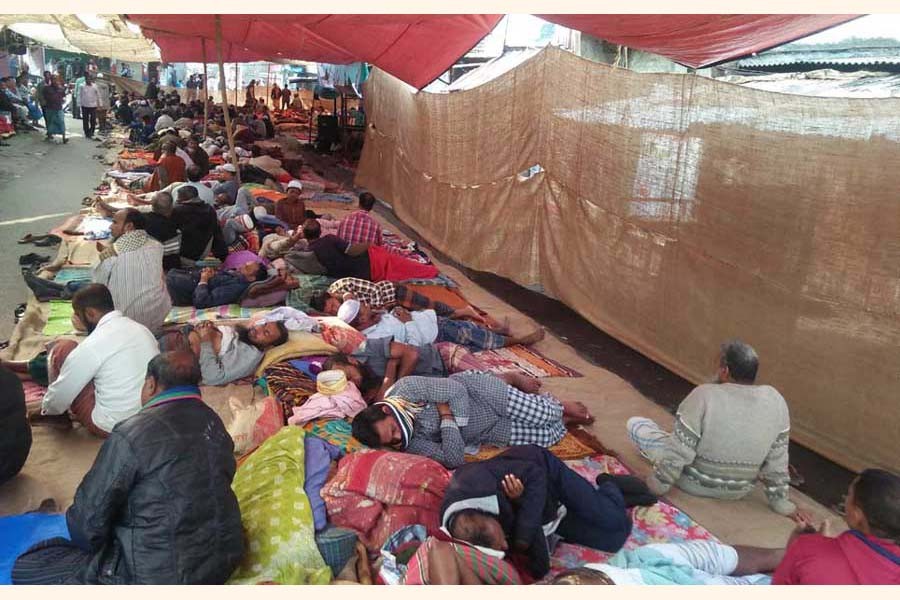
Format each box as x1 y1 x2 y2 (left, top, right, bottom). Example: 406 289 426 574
12 351 244 584
351 370 592 468
626 339 795 516
33 284 160 437
303 218 439 282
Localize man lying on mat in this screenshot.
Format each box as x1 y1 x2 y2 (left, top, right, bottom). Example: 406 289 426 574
335 299 543 353
166 258 296 309
159 320 289 386
302 218 439 282
312 276 503 330
441 444 639 579
351 371 593 468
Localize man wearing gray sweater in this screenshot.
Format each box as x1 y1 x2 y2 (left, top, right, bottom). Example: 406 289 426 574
627 340 796 515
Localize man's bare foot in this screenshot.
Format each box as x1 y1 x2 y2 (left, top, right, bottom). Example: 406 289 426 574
494 316 511 335
509 327 545 347
561 400 594 425
501 372 542 394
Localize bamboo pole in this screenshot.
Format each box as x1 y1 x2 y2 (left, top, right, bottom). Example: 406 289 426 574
215 16 241 185
264 62 272 107
235 63 240 107
201 38 209 139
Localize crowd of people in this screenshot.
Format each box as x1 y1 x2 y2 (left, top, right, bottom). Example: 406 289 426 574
0 64 897 587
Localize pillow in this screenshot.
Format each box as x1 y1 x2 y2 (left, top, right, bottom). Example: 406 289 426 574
285 250 328 275
255 331 337 377
317 317 366 355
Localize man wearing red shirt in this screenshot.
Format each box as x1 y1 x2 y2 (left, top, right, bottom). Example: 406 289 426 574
337 192 383 246
773 468 900 585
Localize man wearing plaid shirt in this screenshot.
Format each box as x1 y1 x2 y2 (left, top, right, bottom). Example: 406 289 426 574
314 277 493 324
351 371 594 468
336 192 383 246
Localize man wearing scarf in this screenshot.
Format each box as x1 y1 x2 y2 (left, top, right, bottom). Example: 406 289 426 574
92 208 172 333
13 351 244 584
22 209 171 334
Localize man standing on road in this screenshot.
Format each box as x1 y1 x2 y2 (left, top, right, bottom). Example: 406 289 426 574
78 75 101 139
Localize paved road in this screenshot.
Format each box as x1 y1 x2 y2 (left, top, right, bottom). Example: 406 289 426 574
0 115 107 340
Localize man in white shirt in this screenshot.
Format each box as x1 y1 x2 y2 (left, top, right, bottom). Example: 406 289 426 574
37 284 159 437
338 300 545 352
78 75 101 139
154 111 175 132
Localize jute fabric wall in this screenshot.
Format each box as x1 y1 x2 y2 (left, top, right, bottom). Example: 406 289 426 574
357 46 900 473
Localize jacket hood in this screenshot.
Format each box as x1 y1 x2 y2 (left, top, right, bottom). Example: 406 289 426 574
441 495 499 530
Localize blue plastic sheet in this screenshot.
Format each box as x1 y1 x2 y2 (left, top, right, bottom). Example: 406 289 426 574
0 513 69 584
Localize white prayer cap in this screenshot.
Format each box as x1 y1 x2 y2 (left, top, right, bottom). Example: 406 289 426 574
337 299 361 324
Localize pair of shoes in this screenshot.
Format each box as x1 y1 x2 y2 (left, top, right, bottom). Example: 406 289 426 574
33 235 61 247
19 253 50 266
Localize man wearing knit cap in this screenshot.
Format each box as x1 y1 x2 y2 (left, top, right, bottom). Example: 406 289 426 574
351 371 593 469
275 180 307 229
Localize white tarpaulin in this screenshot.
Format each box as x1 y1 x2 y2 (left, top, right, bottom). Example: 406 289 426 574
0 14 159 62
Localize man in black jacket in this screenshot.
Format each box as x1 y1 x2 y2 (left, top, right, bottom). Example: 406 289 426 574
0 365 31 485
12 351 244 584
440 445 637 579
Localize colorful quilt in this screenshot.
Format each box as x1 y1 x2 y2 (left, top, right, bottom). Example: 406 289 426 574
263 362 317 423
228 427 332 585
549 454 717 573
382 232 433 266
322 450 450 553
465 429 598 463
302 418 365 455
164 304 270 325
437 342 582 379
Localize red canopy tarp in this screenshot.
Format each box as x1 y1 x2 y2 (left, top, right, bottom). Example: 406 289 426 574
127 14 503 90
538 14 860 68
128 14 860 89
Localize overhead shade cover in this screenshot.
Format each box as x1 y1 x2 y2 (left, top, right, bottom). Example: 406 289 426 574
0 14 160 62
127 14 503 89
538 14 859 67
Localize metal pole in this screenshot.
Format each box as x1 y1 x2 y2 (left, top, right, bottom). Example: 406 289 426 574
215 16 241 185
201 38 209 139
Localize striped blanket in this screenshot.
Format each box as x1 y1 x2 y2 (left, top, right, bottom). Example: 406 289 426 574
164 304 270 325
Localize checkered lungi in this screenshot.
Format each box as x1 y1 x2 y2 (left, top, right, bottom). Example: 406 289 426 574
436 317 507 352
506 386 567 447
